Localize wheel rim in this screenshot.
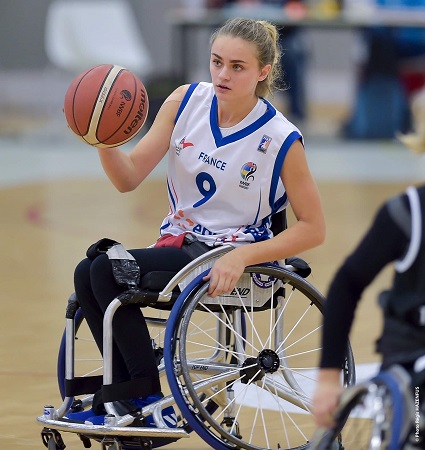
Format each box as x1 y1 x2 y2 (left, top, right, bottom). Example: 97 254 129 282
166 266 355 450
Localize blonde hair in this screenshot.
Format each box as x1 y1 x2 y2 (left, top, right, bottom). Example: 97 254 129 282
210 17 281 98
398 87 425 153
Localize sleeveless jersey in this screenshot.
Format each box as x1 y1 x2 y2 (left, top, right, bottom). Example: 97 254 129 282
159 82 303 247
377 184 425 366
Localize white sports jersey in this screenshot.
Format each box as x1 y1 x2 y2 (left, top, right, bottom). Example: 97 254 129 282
159 82 303 247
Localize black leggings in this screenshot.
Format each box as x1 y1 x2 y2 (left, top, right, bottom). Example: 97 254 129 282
73 246 193 395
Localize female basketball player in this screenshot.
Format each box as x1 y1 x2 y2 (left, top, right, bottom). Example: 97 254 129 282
312 88 425 448
67 17 325 425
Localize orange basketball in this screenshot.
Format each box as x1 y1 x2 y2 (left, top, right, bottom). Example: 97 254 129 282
64 64 149 148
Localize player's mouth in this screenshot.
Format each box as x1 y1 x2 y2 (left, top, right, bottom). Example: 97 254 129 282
217 84 230 91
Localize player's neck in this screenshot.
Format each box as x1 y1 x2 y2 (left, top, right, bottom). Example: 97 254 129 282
217 97 258 128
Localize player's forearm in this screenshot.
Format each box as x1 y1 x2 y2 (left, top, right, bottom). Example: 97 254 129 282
97 147 140 192
317 368 342 383
235 219 325 268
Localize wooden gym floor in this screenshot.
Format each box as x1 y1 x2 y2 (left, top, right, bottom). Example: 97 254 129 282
1 130 424 449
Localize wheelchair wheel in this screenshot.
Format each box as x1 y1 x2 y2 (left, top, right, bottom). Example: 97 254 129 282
165 265 356 450
311 372 407 450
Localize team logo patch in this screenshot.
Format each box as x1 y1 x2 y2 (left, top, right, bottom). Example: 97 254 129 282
175 136 194 155
241 162 257 181
239 162 257 190
257 134 272 153
252 272 276 289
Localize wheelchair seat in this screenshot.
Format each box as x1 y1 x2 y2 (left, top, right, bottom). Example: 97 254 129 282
132 209 311 308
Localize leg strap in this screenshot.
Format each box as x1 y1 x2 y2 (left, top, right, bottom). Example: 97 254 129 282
102 376 161 402
65 375 103 397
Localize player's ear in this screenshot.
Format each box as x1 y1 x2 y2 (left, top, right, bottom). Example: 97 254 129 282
258 64 271 82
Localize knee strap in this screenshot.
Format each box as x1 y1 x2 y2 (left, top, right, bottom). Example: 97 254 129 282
86 237 120 260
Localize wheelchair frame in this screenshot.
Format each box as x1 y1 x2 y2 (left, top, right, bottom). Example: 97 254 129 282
38 245 356 450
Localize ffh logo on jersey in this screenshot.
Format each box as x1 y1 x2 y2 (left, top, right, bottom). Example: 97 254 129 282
257 134 272 154
239 162 257 190
175 136 194 156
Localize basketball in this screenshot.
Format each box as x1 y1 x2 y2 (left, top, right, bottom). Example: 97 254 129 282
64 64 149 148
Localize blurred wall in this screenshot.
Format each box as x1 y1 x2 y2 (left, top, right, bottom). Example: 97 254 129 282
0 0 51 69
0 0 180 74
0 0 184 125
0 0 359 127
131 0 181 76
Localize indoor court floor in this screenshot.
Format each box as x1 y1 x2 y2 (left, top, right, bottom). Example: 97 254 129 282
1 125 425 448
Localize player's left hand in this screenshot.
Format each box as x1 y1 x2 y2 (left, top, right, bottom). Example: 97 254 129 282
203 250 246 298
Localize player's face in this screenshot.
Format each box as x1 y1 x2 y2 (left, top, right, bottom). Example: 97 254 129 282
210 35 270 100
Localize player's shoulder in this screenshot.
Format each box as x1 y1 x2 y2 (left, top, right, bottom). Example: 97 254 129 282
166 82 212 101
164 84 192 103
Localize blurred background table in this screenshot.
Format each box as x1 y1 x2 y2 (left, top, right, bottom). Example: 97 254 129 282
167 5 425 81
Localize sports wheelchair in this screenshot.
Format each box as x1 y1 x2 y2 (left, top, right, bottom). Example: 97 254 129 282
38 215 356 450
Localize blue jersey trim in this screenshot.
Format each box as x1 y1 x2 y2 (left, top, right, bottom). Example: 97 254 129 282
253 190 262 225
243 221 271 242
175 83 199 124
166 177 177 212
245 193 274 242
160 222 171 233
210 97 277 148
269 130 302 212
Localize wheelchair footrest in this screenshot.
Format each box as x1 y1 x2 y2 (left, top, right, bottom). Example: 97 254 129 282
37 415 190 439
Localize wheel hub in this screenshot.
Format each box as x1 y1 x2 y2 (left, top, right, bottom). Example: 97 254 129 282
258 349 280 373
240 349 280 384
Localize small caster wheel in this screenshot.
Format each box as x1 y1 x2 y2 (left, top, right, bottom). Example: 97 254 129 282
41 428 65 450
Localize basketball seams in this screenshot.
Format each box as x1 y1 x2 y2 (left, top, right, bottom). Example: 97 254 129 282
84 65 125 146
96 72 137 145
64 66 93 135
96 71 137 145
113 73 149 145
71 65 102 137
106 74 149 146
82 64 115 141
